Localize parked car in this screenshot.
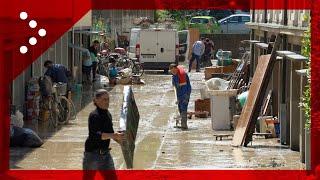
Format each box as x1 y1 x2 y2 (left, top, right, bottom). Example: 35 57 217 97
218 14 251 34
209 10 233 20
189 16 220 34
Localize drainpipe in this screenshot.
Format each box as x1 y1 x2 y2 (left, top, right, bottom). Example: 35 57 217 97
263 0 268 44
250 0 255 78
280 0 289 145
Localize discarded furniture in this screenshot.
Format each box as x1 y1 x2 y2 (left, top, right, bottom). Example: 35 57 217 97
209 89 238 130
227 54 250 91
232 35 282 147
256 90 273 133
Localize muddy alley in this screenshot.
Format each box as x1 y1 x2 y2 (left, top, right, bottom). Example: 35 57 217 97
10 70 304 170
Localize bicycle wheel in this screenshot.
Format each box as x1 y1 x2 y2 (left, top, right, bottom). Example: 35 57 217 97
57 96 70 124
68 99 77 121
48 98 58 128
132 63 144 77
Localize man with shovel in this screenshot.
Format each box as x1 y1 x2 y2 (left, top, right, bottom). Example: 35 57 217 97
169 64 192 130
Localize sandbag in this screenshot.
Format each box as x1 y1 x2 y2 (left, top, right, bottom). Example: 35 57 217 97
10 127 43 148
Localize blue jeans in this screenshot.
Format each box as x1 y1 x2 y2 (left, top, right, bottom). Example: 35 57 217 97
189 53 201 72
82 151 117 180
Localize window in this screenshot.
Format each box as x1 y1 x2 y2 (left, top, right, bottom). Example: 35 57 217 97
242 16 251 22
228 16 239 23
191 18 209 24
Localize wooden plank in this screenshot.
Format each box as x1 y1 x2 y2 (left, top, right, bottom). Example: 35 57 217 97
260 90 273 117
187 28 200 60
232 34 282 147
120 86 140 169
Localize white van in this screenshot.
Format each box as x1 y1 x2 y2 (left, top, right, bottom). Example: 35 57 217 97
129 27 179 72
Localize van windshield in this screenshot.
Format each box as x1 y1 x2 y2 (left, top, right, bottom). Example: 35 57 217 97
129 30 139 53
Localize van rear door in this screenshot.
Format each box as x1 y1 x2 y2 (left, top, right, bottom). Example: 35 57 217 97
139 30 157 63
157 30 176 63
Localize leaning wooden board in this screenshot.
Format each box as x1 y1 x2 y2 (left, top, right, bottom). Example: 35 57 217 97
120 86 140 169
232 35 282 147
232 55 272 146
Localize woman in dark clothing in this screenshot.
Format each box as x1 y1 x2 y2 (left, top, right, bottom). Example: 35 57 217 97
83 89 124 180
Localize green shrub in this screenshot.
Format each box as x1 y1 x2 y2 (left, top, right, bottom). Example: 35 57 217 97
301 18 311 130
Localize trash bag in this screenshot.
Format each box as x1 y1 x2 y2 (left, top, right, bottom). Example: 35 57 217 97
10 127 43 148
205 78 229 91
237 91 249 108
10 126 27 147
10 110 24 128
23 128 43 147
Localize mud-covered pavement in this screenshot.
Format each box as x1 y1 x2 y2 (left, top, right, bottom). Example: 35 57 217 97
10 68 305 170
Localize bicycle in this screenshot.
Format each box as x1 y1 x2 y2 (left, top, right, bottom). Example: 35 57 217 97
46 83 76 128
129 57 144 77
115 56 144 77
97 53 110 76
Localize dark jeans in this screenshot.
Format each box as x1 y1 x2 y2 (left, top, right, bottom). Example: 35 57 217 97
82 65 92 83
202 53 212 67
178 93 191 113
82 151 117 180
92 62 98 79
189 53 201 72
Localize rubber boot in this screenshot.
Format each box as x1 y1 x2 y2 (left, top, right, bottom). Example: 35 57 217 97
181 111 188 130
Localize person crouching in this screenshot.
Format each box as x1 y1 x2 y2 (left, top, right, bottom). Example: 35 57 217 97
169 64 192 130
108 57 118 85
